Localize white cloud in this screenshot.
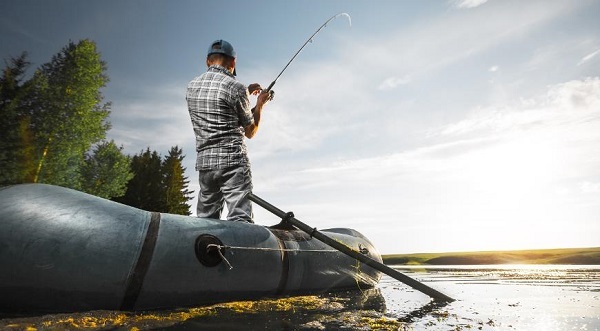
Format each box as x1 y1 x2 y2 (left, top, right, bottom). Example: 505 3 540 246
244 60 371 161
106 82 193 153
253 77 600 252
340 0 581 94
439 77 600 136
451 0 489 9
246 0 585 167
545 77 600 111
100 0 600 252
378 76 411 90
577 48 600 66
580 181 600 194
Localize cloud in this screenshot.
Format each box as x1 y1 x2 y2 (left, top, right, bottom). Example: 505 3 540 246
255 77 600 242
244 60 372 162
239 0 591 168
580 181 600 194
378 76 411 90
451 0 489 9
577 48 600 66
106 84 195 155
340 0 581 94
93 0 600 252
440 77 600 136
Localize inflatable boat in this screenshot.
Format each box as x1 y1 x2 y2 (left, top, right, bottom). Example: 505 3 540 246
0 184 382 313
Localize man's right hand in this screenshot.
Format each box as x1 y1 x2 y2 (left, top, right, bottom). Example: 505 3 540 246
257 90 271 107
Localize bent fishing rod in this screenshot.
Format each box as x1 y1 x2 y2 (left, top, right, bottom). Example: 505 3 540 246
264 13 352 99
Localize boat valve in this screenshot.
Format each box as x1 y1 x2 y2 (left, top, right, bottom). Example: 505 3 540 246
195 234 227 268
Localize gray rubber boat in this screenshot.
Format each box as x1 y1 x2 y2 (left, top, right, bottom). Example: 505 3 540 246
0 184 382 313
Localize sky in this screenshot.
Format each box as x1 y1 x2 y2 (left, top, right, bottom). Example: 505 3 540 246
1 0 599 254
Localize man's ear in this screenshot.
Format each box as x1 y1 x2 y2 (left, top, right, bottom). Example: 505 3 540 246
206 58 211 67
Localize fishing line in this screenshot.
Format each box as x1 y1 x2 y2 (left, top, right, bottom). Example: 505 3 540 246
264 13 352 99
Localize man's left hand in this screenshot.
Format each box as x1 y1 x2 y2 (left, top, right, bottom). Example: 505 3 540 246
248 83 262 95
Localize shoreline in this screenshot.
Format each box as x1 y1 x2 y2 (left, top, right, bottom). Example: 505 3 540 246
382 246 600 265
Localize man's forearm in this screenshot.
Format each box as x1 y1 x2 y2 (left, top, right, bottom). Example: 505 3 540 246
245 105 262 138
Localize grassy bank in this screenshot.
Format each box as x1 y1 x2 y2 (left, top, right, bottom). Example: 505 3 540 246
382 247 600 265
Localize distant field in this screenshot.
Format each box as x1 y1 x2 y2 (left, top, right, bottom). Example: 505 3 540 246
382 247 600 265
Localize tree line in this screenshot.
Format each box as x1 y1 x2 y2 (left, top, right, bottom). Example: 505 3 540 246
0 39 193 215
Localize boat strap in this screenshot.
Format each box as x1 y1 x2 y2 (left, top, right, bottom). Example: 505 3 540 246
120 212 161 310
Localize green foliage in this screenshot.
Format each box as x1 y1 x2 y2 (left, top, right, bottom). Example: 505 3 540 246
163 146 194 215
80 140 134 199
1 40 193 211
115 147 193 215
115 148 165 211
28 39 110 187
0 40 131 200
0 52 32 184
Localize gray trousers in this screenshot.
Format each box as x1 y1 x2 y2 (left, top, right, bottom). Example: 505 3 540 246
197 163 253 222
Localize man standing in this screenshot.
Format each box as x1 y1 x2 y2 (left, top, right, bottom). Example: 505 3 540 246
186 39 271 222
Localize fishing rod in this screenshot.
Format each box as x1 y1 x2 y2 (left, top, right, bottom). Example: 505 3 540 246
264 13 352 99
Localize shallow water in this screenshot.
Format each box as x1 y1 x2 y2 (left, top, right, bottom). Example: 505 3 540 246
1 265 598 330
382 265 600 330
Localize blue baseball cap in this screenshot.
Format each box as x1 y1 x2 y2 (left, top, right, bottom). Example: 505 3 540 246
207 39 237 58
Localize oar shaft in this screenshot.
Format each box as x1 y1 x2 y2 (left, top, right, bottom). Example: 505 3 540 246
248 193 454 302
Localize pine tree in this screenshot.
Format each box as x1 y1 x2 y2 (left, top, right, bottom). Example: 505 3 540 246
115 148 165 212
162 146 193 215
115 147 194 215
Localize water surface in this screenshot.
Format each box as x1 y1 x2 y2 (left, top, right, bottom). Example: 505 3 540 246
383 265 600 330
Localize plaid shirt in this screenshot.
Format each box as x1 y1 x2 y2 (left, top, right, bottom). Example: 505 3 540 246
186 65 254 170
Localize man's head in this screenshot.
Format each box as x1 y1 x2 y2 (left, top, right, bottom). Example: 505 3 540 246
206 39 236 75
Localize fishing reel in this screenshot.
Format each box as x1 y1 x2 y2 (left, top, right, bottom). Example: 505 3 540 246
267 89 275 101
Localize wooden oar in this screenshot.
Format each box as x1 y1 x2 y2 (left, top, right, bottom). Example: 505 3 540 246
248 192 455 303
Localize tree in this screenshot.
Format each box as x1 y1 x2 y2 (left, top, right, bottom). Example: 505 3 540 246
115 147 194 215
0 52 32 184
162 146 193 215
80 140 133 199
115 148 165 212
0 40 132 200
26 39 110 188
